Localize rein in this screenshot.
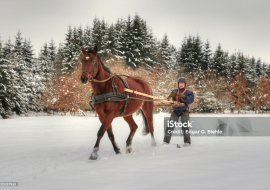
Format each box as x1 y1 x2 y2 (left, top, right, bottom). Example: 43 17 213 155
82 54 170 103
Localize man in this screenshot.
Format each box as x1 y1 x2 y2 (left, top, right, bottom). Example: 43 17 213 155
163 77 194 146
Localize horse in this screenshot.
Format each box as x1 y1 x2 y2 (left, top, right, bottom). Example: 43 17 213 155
80 45 156 160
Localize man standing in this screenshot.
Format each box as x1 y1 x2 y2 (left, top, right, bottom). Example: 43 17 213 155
163 77 194 146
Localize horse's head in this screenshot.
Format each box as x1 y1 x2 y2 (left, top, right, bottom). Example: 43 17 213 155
81 45 98 83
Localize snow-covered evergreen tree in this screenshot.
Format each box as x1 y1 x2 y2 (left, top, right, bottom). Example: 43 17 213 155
159 33 174 68
236 52 247 74
262 62 268 78
83 25 92 50
255 58 262 78
212 44 228 76
0 36 16 118
62 26 81 74
202 40 212 71
13 31 34 114
179 35 203 73
53 42 65 77
91 18 102 49
105 24 116 57
247 57 256 84
123 15 135 67
114 18 126 59
48 38 56 64
142 27 157 68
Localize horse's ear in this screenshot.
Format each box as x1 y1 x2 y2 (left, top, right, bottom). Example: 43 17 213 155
81 47 87 55
93 45 98 55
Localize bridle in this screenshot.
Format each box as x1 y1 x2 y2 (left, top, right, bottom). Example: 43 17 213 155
81 52 99 82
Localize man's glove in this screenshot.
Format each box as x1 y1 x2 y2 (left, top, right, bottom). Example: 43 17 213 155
177 93 186 99
167 91 176 100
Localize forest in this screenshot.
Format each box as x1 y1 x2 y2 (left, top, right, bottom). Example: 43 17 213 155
1 14 270 118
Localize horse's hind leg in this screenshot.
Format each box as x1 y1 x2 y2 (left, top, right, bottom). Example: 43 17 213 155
123 115 138 153
107 125 121 154
142 101 156 146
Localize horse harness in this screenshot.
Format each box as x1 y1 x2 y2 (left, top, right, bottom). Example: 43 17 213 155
82 52 136 117
89 74 130 117
82 53 164 117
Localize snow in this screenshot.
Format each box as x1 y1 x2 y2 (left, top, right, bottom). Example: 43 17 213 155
0 113 270 189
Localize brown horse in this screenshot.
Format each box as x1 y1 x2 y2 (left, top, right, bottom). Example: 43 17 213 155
81 46 156 160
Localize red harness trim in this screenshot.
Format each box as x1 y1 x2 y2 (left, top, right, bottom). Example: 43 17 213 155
175 89 189 115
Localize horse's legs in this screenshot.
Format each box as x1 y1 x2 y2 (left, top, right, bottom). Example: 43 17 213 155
107 125 121 154
123 115 138 153
89 117 114 160
142 102 156 146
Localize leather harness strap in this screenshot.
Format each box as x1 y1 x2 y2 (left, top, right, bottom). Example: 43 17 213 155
174 89 189 116
90 74 130 117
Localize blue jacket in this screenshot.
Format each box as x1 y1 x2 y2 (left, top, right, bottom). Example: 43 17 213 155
171 88 194 113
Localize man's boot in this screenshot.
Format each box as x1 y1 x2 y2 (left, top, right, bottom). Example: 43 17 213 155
163 136 171 144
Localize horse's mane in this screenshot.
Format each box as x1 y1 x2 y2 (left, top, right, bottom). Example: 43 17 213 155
87 48 111 74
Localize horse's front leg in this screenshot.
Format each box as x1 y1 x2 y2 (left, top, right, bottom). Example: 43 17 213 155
89 117 114 160
107 125 121 154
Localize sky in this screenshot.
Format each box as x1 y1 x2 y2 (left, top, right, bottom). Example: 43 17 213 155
1 0 270 63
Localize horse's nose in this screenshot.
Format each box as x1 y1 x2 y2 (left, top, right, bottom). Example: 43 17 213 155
81 76 88 83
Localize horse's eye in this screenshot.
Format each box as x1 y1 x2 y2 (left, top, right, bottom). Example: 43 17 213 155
92 61 95 63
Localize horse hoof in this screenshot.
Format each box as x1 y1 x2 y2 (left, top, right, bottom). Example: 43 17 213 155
89 153 98 160
126 146 132 154
151 137 156 147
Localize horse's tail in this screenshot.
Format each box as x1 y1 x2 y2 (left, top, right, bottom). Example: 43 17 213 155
139 108 149 136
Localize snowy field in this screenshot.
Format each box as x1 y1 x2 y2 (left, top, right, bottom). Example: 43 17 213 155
1 113 270 190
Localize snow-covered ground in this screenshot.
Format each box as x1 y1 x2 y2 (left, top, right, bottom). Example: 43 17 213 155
0 113 270 190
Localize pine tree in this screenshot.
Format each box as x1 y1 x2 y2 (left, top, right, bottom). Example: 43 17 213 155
212 44 227 76
262 62 268 78
39 42 53 84
130 14 145 67
247 57 256 84
53 42 65 77
91 17 102 48
236 52 247 74
3 38 13 56
202 40 212 71
13 31 33 114
48 38 56 63
0 36 16 118
77 25 84 49
179 35 202 73
114 18 126 59
38 42 54 111
99 20 109 57
83 25 92 49
159 33 172 68
255 58 262 78
106 24 116 56
193 35 204 72
22 39 34 68
265 64 270 79
142 27 157 68
62 26 81 74
123 15 135 67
